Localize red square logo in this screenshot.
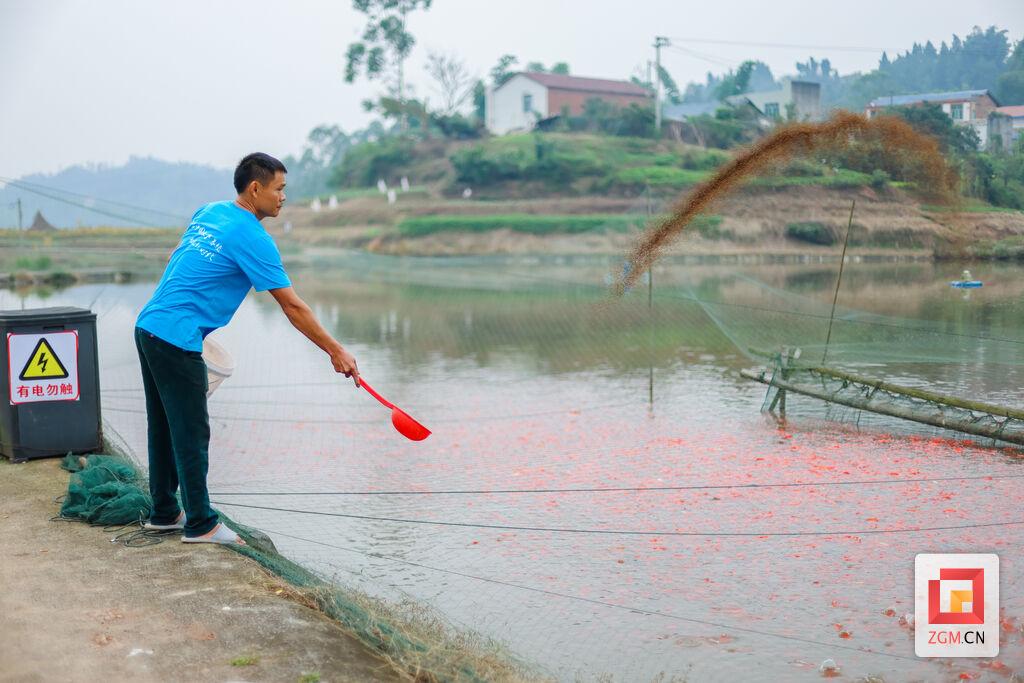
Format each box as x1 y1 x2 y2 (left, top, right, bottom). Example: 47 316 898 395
928 567 984 625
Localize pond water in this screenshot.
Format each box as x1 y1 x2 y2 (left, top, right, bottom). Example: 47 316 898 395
6 255 1023 682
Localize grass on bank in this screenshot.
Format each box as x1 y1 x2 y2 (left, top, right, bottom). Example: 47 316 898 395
0 227 182 278
920 201 1024 214
0 226 181 248
969 236 1024 259
397 213 723 237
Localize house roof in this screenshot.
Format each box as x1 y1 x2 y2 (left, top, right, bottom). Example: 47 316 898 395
516 72 652 97
28 210 56 232
867 89 996 108
996 105 1024 118
663 100 721 121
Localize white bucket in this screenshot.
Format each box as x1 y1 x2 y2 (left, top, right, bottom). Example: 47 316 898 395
202 336 234 398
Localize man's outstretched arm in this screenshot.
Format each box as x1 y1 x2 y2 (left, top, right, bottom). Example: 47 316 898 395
269 286 360 387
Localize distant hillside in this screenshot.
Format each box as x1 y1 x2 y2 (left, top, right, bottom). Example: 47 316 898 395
0 157 232 228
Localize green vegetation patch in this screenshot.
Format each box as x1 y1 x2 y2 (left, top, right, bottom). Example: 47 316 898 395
785 221 837 245
692 215 727 240
751 169 872 189
13 255 53 270
613 166 709 187
398 213 649 237
970 236 1024 259
921 202 1023 214
397 212 725 240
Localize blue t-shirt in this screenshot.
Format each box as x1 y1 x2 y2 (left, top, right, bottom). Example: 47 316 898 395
137 201 291 352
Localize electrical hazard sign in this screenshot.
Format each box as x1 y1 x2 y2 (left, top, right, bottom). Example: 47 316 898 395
19 338 69 380
7 331 79 404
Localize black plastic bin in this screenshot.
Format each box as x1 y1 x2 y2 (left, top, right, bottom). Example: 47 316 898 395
0 307 101 462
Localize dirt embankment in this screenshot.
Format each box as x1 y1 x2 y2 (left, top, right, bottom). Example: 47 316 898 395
0 458 402 683
266 186 1024 259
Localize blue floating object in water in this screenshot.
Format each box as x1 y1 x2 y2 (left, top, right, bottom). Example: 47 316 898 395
950 280 983 288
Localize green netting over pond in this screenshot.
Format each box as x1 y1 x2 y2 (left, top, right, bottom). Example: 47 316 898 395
57 445 534 682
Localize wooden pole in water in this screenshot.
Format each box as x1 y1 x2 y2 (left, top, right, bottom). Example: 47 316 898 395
822 199 856 364
647 185 654 408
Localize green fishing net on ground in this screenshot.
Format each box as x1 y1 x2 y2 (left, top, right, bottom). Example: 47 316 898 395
59 453 152 525
53 450 519 681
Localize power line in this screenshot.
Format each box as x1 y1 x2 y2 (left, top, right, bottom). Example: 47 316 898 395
665 45 738 69
0 175 188 222
208 472 1024 497
211 500 1024 538
664 36 1015 57
0 179 174 227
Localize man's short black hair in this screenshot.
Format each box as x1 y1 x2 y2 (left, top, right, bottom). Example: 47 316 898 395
233 152 287 194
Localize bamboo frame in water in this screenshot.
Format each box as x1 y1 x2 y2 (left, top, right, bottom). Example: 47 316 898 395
740 366 1024 446
747 347 1024 421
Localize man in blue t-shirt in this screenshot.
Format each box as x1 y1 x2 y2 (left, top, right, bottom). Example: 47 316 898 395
135 152 359 545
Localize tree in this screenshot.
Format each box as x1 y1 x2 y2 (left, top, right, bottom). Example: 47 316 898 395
523 61 571 75
364 96 431 134
891 103 980 155
656 65 681 104
489 54 518 87
682 71 725 103
997 40 1024 104
997 70 1024 105
344 0 434 115
305 125 351 166
714 60 772 100
424 51 476 115
471 80 486 121
873 26 1010 96
283 123 393 197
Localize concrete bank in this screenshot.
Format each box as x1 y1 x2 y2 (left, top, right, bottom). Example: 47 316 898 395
0 457 404 683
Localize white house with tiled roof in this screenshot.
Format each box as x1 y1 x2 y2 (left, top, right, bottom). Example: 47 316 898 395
865 89 1001 148
485 72 652 135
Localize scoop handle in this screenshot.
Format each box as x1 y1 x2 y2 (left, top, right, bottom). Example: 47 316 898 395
359 379 394 410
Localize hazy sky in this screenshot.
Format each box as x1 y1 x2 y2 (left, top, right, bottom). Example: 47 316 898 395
2 0 1022 178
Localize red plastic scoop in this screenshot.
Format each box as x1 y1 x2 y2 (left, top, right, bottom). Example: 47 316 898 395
359 379 431 441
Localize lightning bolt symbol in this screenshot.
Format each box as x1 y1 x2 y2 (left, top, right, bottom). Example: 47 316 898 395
37 352 48 373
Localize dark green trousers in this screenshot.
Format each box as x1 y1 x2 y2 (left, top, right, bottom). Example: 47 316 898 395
134 327 218 537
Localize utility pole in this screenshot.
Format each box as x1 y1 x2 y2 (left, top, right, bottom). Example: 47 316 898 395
16 197 22 231
653 36 670 135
